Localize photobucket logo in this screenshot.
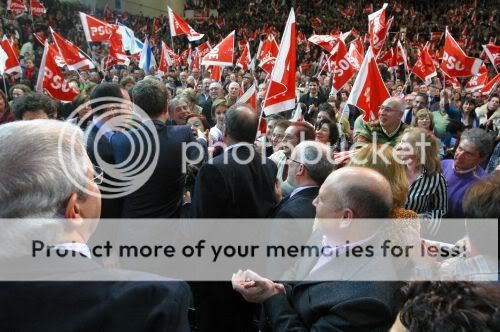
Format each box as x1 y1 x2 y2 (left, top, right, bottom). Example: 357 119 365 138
59 97 160 199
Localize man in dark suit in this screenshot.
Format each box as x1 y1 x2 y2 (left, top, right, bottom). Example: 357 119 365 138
84 82 130 218
0 119 191 331
269 141 334 276
189 103 278 331
112 79 205 218
233 167 402 331
190 103 278 218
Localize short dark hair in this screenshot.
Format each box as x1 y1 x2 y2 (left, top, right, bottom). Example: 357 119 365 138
318 102 336 121
225 103 258 143
132 79 168 117
12 93 56 119
315 119 339 147
89 83 124 115
309 77 319 85
399 282 500 332
416 92 428 101
120 76 136 89
488 93 498 102
289 121 315 141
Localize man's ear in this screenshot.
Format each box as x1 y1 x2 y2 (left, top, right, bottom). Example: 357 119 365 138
339 209 354 228
65 192 84 228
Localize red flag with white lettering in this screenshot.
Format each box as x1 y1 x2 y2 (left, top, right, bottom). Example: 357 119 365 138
411 45 437 84
482 44 500 67
7 0 26 14
465 65 488 92
35 42 79 102
347 42 363 70
237 83 258 112
331 39 355 94
481 73 500 96
197 41 211 58
168 6 204 42
377 48 394 68
262 9 296 115
346 46 390 121
30 0 46 17
368 3 392 58
236 42 252 72
201 31 234 67
210 65 221 82
308 35 340 55
257 36 279 74
50 28 95 71
0 36 22 75
104 29 130 69
441 29 482 77
79 12 114 42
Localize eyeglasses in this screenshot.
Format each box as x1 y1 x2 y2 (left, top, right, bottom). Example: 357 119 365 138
379 106 401 113
90 165 104 185
286 157 309 171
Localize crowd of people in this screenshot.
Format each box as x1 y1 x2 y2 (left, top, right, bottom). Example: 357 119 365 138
0 0 499 331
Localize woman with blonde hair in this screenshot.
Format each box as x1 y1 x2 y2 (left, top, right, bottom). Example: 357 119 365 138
412 108 445 158
181 88 203 115
396 127 448 219
348 143 417 219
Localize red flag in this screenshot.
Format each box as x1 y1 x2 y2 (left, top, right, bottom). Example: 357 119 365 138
236 42 251 72
396 40 409 73
197 41 211 58
179 48 190 66
411 45 437 83
331 40 355 94
481 74 500 96
157 41 171 76
297 30 306 45
346 46 390 121
153 18 162 33
105 29 130 69
35 42 78 102
210 65 221 82
258 36 279 74
258 117 267 137
7 0 26 14
441 29 482 77
377 48 394 68
308 34 340 55
430 32 443 45
79 12 114 42
237 83 258 112
50 28 95 71
444 74 461 90
368 3 392 58
465 65 488 92
33 32 47 45
167 6 204 42
201 31 234 67
262 9 296 115
347 42 363 70
0 36 21 75
30 0 46 17
482 44 500 67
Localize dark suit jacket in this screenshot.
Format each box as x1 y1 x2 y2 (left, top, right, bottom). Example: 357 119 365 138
298 92 327 122
267 187 319 276
261 232 402 331
0 253 192 332
191 143 278 218
189 143 277 331
84 124 122 219
112 120 203 218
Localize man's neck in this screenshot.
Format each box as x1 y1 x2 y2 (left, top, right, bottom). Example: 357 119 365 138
310 91 318 98
382 122 401 135
150 113 169 123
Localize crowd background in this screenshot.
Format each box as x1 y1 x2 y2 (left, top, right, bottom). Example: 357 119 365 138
0 0 499 331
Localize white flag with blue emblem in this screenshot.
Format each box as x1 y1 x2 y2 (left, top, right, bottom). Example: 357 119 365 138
138 38 156 73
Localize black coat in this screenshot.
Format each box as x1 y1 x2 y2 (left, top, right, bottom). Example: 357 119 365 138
111 120 204 218
0 253 192 332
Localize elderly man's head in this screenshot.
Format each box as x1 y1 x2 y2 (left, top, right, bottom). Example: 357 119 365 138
228 82 240 98
313 167 392 243
0 120 101 256
286 141 334 188
168 96 190 125
379 97 404 130
454 128 493 171
209 82 221 99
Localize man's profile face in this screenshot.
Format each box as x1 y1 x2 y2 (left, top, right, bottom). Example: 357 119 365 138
454 140 483 171
379 100 403 128
414 96 427 110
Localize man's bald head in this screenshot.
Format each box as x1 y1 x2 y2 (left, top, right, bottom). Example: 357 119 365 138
224 103 258 143
325 167 393 218
383 97 405 112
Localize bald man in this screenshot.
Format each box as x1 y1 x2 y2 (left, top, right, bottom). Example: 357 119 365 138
355 97 408 146
233 167 402 331
225 81 241 107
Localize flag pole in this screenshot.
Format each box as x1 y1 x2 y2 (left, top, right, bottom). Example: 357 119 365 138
1 74 8 96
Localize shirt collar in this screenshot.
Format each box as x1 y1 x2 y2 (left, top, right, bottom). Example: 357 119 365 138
54 242 92 259
223 142 253 152
289 185 318 198
92 117 115 141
